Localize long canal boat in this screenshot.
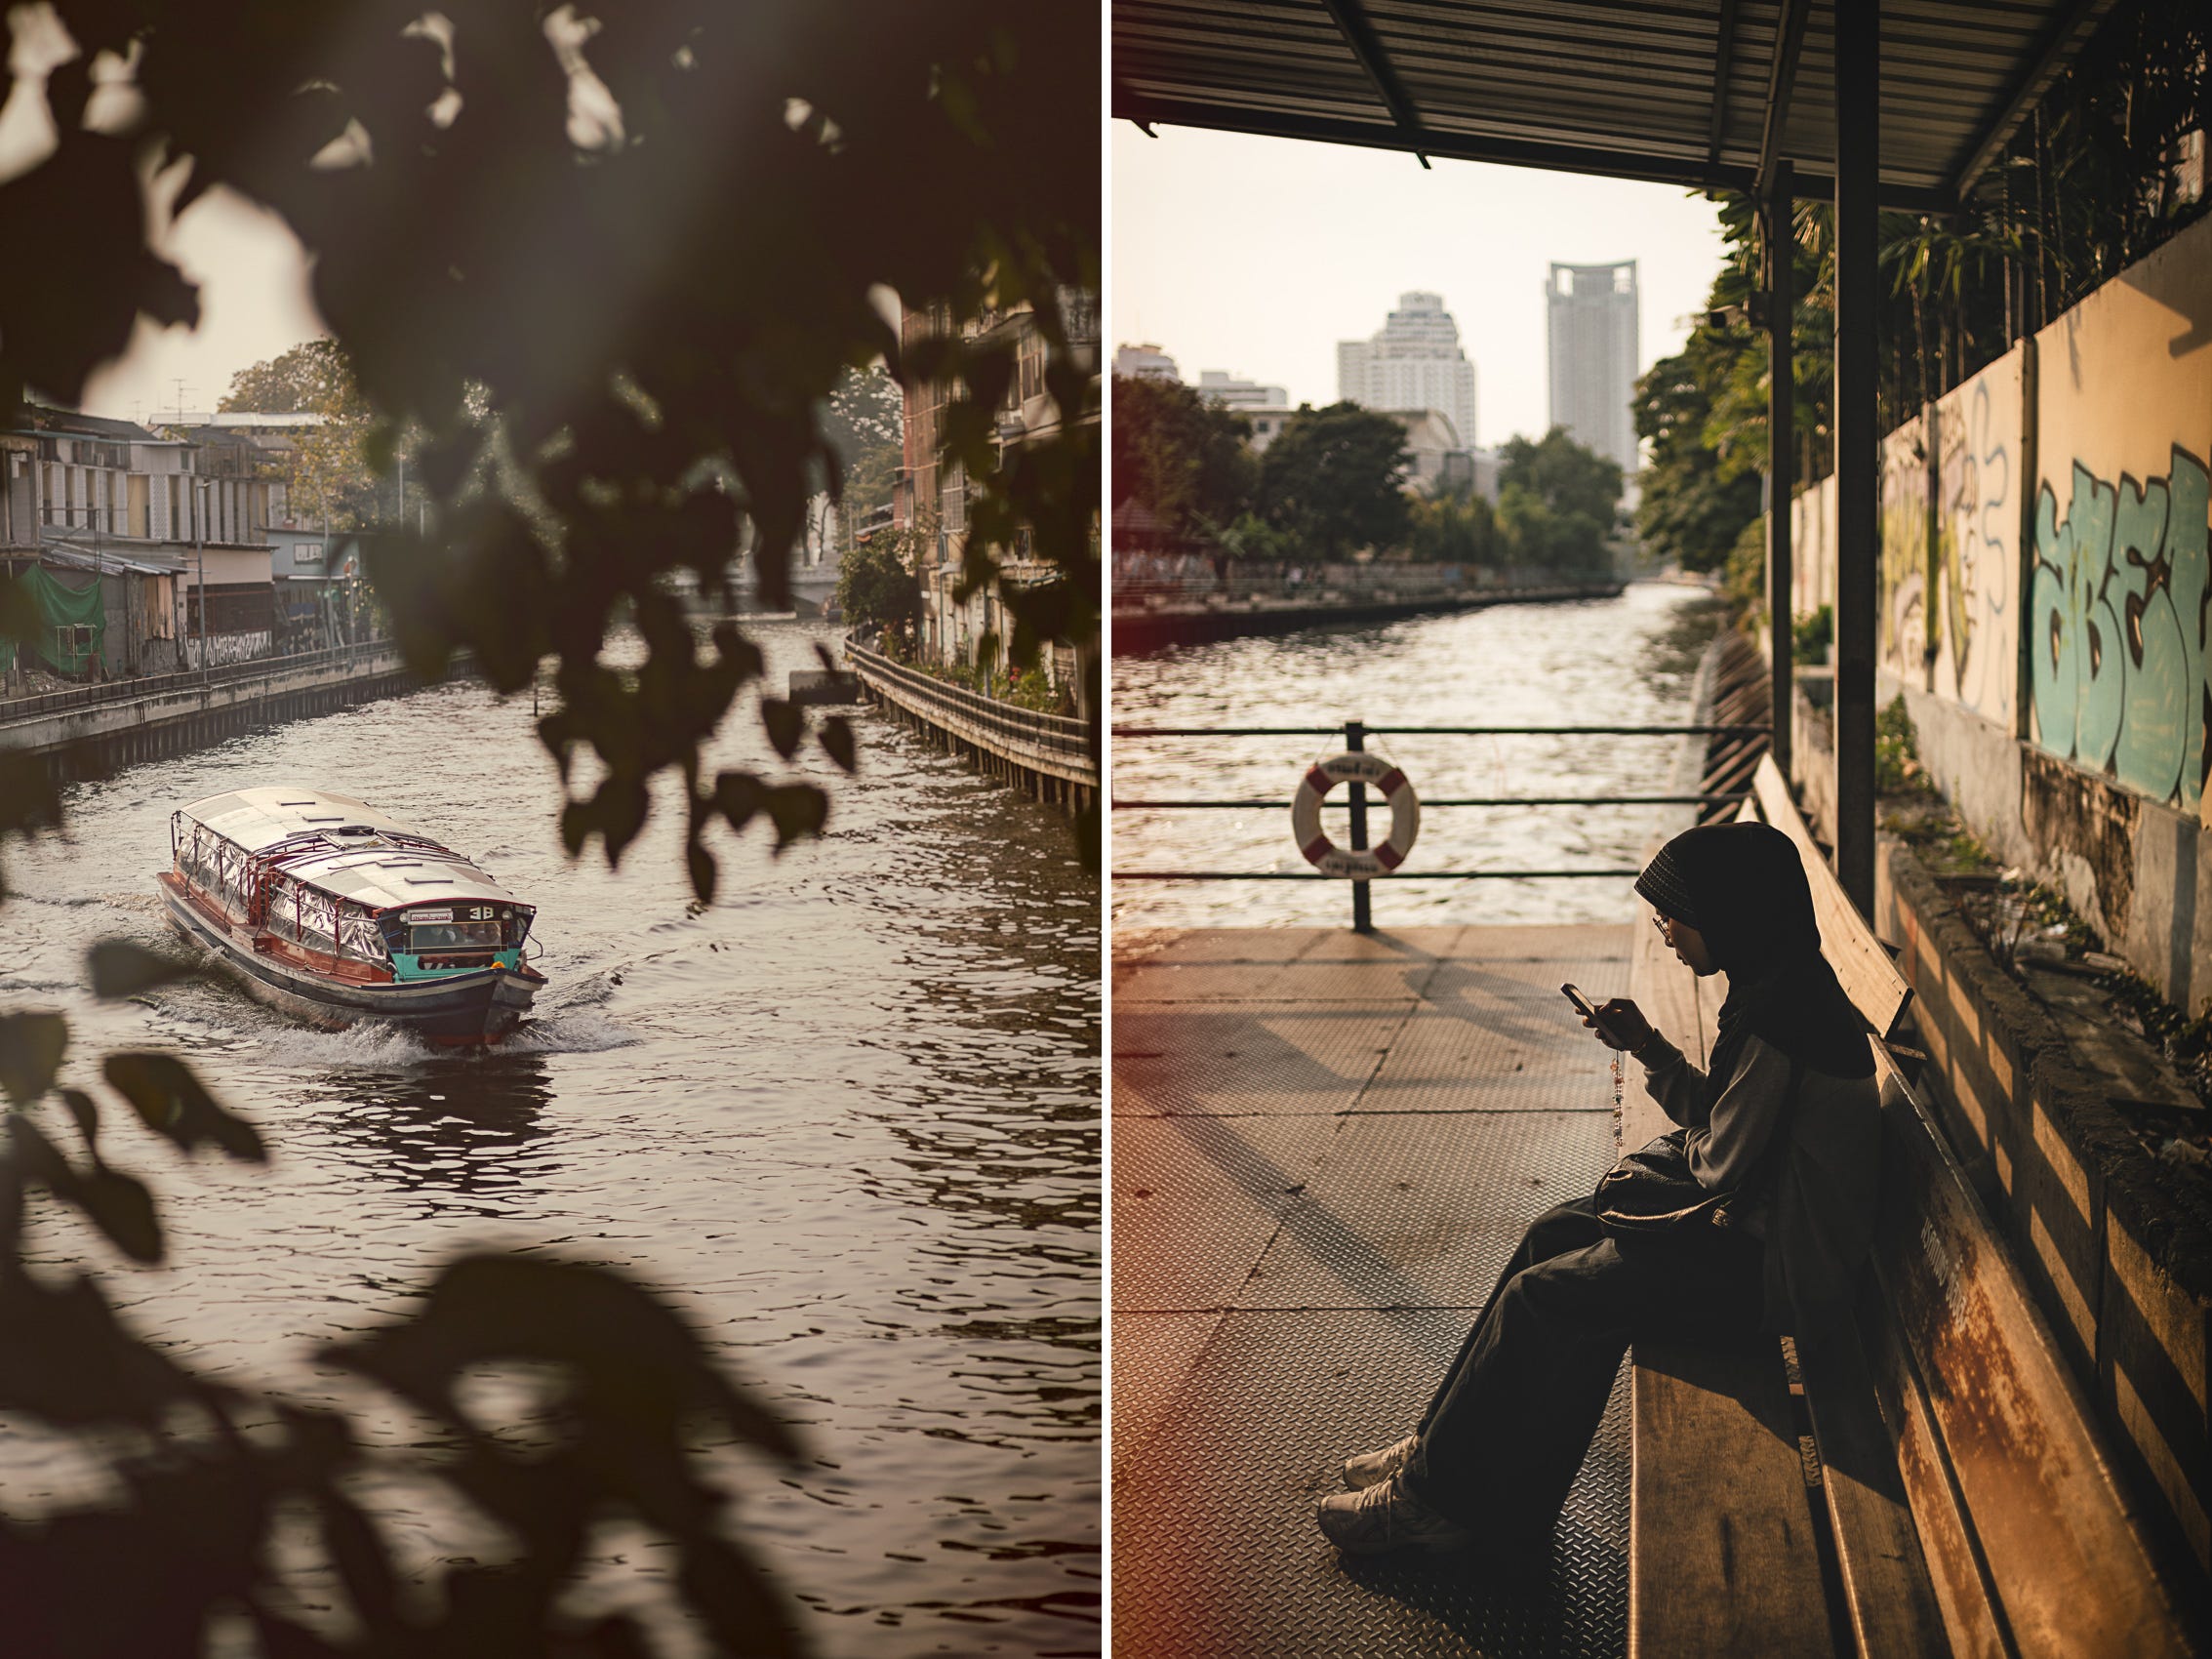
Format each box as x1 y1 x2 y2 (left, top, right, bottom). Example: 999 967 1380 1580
159 787 545 1045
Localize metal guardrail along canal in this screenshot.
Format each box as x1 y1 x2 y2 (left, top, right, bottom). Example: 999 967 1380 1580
1113 717 1771 931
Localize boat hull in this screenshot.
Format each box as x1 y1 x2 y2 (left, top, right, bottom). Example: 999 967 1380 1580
160 877 540 1045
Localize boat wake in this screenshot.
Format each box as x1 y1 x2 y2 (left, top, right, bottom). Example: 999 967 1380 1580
500 1007 638 1055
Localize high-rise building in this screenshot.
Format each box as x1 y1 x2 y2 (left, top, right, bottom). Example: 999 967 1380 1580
1198 369 1294 454
1113 343 1182 382
1336 292 1477 448
1195 369 1287 411
1546 261 1639 479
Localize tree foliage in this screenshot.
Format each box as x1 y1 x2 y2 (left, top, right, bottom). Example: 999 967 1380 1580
836 524 922 638
0 1 1098 893
1257 402 1409 561
1405 480 1500 566
1639 0 2205 584
0 6 1096 1651
1494 426 1621 572
220 339 383 529
1631 332 1764 574
1107 373 1256 542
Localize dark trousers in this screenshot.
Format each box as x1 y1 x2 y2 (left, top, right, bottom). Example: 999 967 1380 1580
1404 1195 1766 1537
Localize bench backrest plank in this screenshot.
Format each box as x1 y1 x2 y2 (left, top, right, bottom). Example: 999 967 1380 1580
1869 1044 2192 1656
1749 755 1913 1041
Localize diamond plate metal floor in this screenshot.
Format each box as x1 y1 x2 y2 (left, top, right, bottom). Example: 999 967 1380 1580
1113 924 1634 1658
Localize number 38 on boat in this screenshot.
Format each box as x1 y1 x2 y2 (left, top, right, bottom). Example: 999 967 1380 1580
159 787 546 1045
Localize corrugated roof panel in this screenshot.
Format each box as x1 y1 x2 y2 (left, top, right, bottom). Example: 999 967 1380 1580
1114 0 2119 205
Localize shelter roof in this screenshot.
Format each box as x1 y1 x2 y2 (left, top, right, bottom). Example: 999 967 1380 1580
177 787 525 911
18 405 162 442
1112 0 2117 209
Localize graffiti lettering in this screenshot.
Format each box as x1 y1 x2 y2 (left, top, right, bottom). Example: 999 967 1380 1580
2030 447 2211 812
1939 378 2012 717
1878 425 1928 678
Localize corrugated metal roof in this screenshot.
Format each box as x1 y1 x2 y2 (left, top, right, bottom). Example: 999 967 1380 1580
178 787 525 911
1113 0 2117 207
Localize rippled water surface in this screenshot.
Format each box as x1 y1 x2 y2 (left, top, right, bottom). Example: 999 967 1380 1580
1113 584 1726 931
3 620 1101 1655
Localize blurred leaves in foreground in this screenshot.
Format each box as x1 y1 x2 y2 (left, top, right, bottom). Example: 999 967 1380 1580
0 1 1098 893
0 947 808 1655
0 3 1101 1649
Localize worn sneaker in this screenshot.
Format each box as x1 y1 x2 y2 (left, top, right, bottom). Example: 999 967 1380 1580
1342 1435 1420 1490
1316 1470 1470 1556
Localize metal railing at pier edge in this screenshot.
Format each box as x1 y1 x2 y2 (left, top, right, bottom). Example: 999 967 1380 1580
1112 717 1770 932
0 637 397 726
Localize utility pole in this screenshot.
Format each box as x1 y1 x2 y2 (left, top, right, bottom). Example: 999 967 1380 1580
195 477 208 686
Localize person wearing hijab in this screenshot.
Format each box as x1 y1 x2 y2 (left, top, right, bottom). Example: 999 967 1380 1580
1317 820 1881 1558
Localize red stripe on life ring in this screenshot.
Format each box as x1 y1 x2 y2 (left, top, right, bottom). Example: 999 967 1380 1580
1302 766 1334 798
1302 835 1334 864
1377 768 1407 796
1374 841 1405 870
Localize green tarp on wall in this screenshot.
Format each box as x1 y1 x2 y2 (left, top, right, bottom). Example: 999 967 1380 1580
0 566 105 674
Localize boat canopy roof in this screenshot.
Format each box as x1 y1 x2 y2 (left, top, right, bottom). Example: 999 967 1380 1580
176 786 526 912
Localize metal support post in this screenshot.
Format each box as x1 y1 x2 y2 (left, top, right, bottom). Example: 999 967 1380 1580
1833 2 1878 916
1765 157 1794 782
1346 718 1372 934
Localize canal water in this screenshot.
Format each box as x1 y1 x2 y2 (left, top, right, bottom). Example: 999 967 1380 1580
2 620 1101 1656
1112 582 1727 934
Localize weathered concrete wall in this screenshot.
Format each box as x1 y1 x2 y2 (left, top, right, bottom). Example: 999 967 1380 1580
1877 837 2212 1586
1934 350 2024 729
1878 413 1929 680
1790 469 1837 622
1775 214 2212 1008
2029 222 2212 825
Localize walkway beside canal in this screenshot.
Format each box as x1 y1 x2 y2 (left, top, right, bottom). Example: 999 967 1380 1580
0 640 419 776
1112 921 1632 1658
1111 580 1628 654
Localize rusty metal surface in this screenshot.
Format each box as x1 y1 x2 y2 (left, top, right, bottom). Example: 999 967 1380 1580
1236 1111 1614 1311
1112 1307 1629 1659
1870 1050 2194 1656
1116 956 1450 1004
1113 1001 1419 1116
1111 925 1634 1656
1368 1009 1620 1090
1114 1113 1347 1309
1112 1310 1227 1475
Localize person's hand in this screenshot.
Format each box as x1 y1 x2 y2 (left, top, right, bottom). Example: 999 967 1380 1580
1583 996 1652 1053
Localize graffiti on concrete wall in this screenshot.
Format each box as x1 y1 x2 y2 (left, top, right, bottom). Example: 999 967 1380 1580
1934 366 2018 723
1878 420 1927 678
1790 473 1837 622
2028 446 2211 814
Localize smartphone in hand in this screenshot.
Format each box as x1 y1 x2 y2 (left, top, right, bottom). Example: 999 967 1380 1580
1560 983 1618 1043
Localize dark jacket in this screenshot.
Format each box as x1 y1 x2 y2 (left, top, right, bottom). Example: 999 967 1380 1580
1635 1028 1881 1333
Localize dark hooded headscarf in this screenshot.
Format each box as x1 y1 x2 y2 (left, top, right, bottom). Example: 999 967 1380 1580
1635 821 1873 1084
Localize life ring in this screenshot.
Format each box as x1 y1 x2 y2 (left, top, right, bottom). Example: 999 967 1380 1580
1290 751 1420 878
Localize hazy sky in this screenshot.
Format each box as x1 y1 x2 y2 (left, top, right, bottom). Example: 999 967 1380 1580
79 184 326 424
1112 123 1734 451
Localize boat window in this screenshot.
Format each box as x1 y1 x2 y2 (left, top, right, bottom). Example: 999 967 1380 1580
409 920 503 951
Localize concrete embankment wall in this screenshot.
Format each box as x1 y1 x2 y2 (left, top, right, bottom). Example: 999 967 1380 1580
0 643 422 778
1772 210 2212 1012
1873 834 2212 1589
1110 579 1626 654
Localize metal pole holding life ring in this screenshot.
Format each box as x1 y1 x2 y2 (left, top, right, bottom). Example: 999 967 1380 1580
1290 735 1422 912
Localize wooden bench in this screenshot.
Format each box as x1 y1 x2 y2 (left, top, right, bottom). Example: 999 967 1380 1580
1624 756 2192 1655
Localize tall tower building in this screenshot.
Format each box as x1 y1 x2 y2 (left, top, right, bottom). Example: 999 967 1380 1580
1545 261 1640 478
1336 292 1477 449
